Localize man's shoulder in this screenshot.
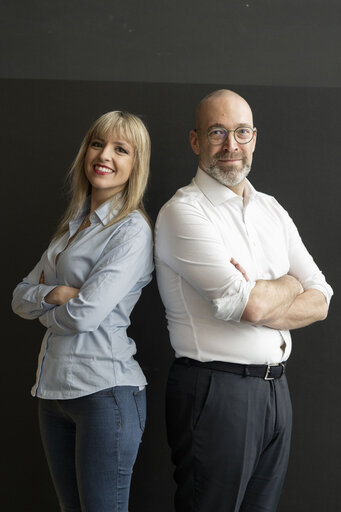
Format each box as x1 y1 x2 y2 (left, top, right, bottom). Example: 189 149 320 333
257 189 285 205
253 188 291 221
255 189 278 204
157 180 205 217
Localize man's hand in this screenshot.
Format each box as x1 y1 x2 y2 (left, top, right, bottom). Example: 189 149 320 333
231 258 303 325
230 257 249 281
44 286 80 305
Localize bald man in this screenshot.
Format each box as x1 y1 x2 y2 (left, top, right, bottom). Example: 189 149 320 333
154 90 333 512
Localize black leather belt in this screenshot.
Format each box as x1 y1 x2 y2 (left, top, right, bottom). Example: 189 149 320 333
176 357 286 380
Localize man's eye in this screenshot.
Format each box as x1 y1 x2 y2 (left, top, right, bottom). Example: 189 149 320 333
209 129 225 136
236 128 252 137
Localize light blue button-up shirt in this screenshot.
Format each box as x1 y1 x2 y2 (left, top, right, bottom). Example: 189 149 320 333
12 198 154 399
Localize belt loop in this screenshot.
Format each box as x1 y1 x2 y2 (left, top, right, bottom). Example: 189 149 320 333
280 362 286 378
243 365 249 377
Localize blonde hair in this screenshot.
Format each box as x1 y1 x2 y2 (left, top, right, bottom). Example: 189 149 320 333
53 111 151 239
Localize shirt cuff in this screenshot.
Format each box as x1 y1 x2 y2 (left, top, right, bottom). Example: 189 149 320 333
39 285 58 311
306 283 333 306
212 280 256 322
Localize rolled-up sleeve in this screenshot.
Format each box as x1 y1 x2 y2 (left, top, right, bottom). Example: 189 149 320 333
286 211 333 305
156 201 255 322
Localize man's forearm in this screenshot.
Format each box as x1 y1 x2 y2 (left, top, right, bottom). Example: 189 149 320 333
241 274 303 324
264 288 328 330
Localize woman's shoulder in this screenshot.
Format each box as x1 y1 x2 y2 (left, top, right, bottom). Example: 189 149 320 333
106 210 152 245
119 209 151 231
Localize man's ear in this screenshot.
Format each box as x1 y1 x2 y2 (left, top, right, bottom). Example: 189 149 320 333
189 130 200 155
252 128 257 153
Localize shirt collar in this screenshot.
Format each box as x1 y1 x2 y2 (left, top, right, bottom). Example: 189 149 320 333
70 195 122 231
93 195 122 226
193 167 257 206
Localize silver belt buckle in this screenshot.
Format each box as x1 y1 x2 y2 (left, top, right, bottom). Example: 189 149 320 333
264 363 285 380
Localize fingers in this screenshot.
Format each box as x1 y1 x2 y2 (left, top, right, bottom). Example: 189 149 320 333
59 286 80 304
44 286 79 305
230 257 250 282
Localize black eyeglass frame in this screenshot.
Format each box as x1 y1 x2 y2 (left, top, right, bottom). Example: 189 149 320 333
195 126 257 145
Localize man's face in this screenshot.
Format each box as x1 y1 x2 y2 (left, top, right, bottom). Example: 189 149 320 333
190 94 257 193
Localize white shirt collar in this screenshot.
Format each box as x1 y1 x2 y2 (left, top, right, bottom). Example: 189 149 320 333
194 167 257 206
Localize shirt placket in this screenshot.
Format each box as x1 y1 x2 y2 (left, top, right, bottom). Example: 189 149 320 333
242 201 263 278
244 201 288 360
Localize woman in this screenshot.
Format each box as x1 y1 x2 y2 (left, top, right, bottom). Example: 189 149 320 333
12 111 153 511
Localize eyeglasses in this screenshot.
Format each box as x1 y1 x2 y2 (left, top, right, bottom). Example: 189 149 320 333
196 126 256 145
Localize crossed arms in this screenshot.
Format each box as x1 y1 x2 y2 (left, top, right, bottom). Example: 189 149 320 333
156 200 332 331
241 272 328 330
41 257 328 330
39 271 79 305
43 260 329 331
12 220 153 334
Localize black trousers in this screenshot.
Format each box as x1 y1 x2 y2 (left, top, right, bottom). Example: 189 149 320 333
166 359 292 512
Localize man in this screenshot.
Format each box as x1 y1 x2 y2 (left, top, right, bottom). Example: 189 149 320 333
154 89 333 512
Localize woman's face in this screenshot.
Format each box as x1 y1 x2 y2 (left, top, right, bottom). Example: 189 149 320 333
84 132 135 202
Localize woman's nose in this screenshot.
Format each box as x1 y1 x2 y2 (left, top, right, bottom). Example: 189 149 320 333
99 144 112 160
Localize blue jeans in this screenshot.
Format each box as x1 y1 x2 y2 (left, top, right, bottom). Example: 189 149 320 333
38 386 146 512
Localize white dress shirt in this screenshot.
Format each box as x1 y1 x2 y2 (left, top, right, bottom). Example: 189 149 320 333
155 168 333 365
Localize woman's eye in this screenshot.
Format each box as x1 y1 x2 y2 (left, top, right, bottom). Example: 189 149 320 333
116 146 128 154
91 140 102 148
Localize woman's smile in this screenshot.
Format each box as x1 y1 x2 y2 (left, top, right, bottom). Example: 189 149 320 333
93 164 115 175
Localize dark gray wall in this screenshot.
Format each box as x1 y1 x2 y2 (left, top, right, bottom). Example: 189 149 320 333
1 0 341 87
1 1 340 511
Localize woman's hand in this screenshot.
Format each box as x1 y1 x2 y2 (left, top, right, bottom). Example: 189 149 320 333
40 271 79 305
44 285 80 305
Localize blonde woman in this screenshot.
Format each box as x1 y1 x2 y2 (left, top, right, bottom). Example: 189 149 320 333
12 111 153 512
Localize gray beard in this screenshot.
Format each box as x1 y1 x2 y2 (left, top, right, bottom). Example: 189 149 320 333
205 161 251 188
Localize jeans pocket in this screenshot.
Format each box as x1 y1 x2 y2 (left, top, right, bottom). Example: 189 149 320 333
133 388 147 433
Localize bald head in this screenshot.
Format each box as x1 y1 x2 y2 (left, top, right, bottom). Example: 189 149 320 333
190 89 257 195
194 89 254 129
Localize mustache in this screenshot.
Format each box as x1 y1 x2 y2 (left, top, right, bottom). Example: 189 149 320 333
213 151 246 161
